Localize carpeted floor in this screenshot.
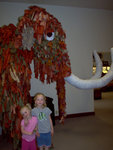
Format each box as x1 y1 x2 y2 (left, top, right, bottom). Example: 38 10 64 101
0 92 113 150
53 91 113 150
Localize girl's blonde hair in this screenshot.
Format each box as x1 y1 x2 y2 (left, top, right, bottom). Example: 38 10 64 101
34 93 47 108
20 103 32 115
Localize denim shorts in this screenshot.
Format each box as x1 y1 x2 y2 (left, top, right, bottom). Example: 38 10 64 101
37 132 51 147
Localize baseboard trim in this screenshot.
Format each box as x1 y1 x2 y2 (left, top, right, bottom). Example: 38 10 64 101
55 111 95 120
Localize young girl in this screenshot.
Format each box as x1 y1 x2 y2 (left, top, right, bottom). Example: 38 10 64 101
20 103 38 150
32 93 54 150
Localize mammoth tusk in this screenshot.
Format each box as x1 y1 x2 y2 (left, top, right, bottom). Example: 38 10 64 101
91 50 102 79
65 48 113 89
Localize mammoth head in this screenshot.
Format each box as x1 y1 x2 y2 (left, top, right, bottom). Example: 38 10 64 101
15 6 71 83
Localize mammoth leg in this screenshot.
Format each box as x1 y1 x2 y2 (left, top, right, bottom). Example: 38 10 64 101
56 78 66 123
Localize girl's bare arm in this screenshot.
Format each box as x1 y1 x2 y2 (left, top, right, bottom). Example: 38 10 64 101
21 126 32 135
49 116 54 136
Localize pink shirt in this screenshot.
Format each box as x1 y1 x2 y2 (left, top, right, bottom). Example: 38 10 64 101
21 116 38 142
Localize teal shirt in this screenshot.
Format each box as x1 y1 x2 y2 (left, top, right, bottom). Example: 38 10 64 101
32 107 52 133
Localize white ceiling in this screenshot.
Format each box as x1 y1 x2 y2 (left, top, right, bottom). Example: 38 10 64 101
0 0 113 11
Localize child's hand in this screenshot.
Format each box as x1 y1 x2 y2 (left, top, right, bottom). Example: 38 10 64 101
28 132 32 135
36 131 40 137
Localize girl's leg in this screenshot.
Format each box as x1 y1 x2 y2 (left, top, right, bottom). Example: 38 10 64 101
39 146 44 150
21 139 29 150
29 139 37 150
45 146 49 150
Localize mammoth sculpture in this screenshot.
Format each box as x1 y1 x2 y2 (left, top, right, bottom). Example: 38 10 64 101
0 5 113 149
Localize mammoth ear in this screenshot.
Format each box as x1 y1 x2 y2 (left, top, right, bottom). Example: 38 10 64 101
22 25 35 50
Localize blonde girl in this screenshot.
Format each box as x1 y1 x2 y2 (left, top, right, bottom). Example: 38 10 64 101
20 103 38 150
32 93 54 150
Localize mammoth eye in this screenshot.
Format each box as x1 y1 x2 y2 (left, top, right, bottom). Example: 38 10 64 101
46 32 55 41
